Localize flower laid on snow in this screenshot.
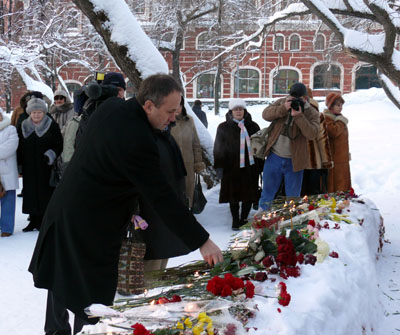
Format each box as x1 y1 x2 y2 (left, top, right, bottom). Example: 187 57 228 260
329 251 339 258
314 238 330 263
277 282 291 307
155 294 182 304
131 322 153 335
206 273 254 299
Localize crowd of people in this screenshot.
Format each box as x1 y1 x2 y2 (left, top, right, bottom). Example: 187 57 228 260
0 74 352 335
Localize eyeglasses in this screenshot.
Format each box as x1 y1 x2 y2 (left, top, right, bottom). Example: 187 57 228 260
54 96 65 101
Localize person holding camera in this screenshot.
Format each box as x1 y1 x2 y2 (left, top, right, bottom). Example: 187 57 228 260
17 97 63 232
258 82 320 211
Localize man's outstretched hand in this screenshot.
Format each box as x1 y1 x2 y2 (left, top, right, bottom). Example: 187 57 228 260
200 238 223 266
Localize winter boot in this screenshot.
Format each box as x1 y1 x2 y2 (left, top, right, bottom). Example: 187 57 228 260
240 202 253 227
22 221 36 232
229 202 240 231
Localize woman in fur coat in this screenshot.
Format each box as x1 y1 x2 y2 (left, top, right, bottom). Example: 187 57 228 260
0 108 19 237
214 98 263 230
170 97 206 209
323 93 351 192
17 97 63 231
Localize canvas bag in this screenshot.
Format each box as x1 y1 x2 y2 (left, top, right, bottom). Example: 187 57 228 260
250 122 274 159
117 222 146 296
191 173 207 214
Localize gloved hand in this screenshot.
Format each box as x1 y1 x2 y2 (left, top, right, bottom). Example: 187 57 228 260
216 168 223 180
43 154 50 164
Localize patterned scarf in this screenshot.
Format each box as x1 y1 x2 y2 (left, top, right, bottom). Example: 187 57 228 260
234 119 255 168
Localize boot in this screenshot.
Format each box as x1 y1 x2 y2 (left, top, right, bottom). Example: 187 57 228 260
240 202 253 227
229 202 240 231
22 221 36 232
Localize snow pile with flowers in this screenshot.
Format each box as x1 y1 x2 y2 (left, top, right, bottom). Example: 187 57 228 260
78 190 384 335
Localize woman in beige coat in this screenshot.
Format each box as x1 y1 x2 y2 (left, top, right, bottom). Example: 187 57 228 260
323 93 351 193
171 97 206 209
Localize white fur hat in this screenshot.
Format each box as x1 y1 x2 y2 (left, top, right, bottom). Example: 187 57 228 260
229 98 246 110
26 97 48 115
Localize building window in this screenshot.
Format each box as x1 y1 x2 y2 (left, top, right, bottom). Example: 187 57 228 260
133 0 145 14
68 10 80 29
197 74 215 98
197 32 217 50
65 82 82 99
273 69 299 94
314 34 325 51
235 69 259 94
289 34 300 51
355 66 381 89
274 35 284 51
313 64 341 89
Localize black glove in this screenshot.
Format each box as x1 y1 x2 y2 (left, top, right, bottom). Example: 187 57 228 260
43 154 50 164
216 168 223 179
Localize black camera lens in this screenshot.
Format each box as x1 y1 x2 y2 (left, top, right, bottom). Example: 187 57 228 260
290 99 300 111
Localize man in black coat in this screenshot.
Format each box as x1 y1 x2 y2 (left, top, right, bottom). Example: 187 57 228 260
28 74 223 335
192 99 208 128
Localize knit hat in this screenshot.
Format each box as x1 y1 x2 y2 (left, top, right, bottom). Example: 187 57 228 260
53 89 71 102
229 98 246 110
326 92 345 109
103 72 126 90
289 82 307 98
26 97 48 115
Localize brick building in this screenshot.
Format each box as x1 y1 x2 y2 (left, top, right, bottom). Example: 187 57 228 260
1 1 381 111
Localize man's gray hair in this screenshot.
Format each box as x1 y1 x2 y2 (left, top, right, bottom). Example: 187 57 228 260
137 74 183 107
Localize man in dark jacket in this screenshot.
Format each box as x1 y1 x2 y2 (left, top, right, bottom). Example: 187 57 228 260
28 74 223 335
192 99 208 128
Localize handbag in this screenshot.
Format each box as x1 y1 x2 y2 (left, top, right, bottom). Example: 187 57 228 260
0 181 6 199
191 173 207 214
49 163 61 187
117 220 147 296
250 122 274 159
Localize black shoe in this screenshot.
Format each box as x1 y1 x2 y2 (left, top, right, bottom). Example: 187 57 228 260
17 193 23 198
232 220 240 231
22 223 36 232
239 219 248 227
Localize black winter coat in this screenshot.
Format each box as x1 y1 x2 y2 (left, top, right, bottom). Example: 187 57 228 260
17 116 63 216
214 111 263 203
192 105 208 128
28 97 209 322
140 128 191 260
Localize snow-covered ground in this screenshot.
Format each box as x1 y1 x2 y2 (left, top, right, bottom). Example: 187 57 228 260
0 88 399 334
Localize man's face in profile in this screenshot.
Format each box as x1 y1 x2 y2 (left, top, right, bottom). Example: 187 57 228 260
143 91 181 130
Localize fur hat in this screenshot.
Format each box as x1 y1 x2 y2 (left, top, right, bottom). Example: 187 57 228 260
53 89 71 103
326 92 345 109
103 72 126 90
228 98 246 110
289 82 307 98
26 97 47 115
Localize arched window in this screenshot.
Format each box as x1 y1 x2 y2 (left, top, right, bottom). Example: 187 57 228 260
355 66 381 89
197 31 217 50
314 34 325 51
65 82 82 99
234 69 259 94
313 64 341 89
289 34 300 51
273 69 299 94
197 74 215 98
274 35 284 51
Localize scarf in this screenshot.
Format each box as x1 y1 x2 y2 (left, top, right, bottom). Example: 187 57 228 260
233 118 255 168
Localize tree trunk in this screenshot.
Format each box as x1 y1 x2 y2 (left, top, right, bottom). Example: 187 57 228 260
72 0 142 88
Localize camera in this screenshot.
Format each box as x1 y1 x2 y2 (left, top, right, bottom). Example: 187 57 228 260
290 97 304 111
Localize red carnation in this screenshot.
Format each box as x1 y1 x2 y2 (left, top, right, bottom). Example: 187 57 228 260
278 291 291 306
276 235 288 244
156 297 169 305
244 280 255 298
206 276 224 296
297 253 304 264
308 219 316 227
131 323 152 335
308 204 315 211
221 284 233 297
224 273 244 290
